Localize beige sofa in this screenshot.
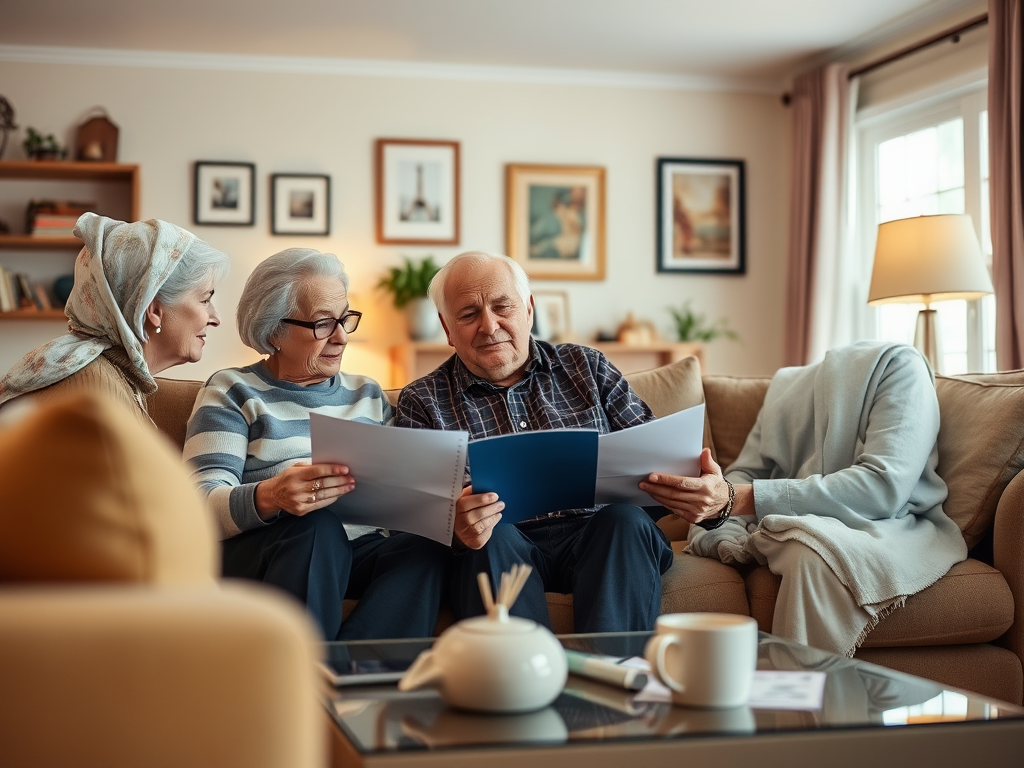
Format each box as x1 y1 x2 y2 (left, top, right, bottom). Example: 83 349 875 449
147 356 1024 706
0 393 326 768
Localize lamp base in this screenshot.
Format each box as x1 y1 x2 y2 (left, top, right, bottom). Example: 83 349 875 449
914 308 941 374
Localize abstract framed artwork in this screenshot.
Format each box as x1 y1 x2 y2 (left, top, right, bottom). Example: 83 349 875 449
193 161 255 226
656 157 746 274
531 290 571 342
375 138 460 245
506 164 606 281
271 173 330 235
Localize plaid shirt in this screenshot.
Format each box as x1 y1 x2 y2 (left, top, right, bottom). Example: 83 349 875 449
396 339 654 520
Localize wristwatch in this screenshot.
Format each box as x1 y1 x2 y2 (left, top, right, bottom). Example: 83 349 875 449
697 478 735 531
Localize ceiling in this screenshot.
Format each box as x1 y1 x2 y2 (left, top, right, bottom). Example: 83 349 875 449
1 0 980 86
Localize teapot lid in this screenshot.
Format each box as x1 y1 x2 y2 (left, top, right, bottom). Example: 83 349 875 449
455 614 539 635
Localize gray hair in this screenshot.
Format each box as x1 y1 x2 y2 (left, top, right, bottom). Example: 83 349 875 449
428 251 531 319
155 239 230 307
236 248 350 355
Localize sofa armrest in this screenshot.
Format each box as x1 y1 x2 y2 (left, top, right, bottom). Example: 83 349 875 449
994 469 1024 671
0 584 325 768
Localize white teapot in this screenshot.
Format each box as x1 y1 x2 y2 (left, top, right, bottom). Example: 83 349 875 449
398 602 567 713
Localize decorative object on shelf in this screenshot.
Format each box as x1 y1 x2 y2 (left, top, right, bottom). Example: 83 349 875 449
656 157 746 274
375 138 460 245
0 218 9 234
616 311 660 346
0 96 17 159
532 290 571 342
74 107 119 162
867 214 992 374
53 274 75 306
666 299 739 343
193 161 255 226
506 163 606 281
22 127 66 161
270 173 330 235
398 565 567 713
377 255 442 341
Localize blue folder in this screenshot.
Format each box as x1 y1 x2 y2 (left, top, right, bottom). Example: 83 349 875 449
467 430 599 524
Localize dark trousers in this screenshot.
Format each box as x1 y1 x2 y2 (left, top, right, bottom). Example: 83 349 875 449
450 503 674 633
222 509 451 641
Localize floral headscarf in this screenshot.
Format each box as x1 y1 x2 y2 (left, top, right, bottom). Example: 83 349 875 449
0 213 202 405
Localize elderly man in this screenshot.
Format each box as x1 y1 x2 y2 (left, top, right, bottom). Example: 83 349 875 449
396 251 677 632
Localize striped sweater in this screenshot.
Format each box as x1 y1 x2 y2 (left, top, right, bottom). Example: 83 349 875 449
184 361 394 540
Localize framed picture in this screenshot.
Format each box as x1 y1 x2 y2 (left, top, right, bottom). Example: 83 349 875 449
506 164 606 281
532 290 571 342
193 161 255 226
656 157 745 274
271 174 330 235
375 138 460 245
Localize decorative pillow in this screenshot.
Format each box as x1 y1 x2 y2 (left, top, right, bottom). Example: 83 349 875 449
700 375 771 470
0 391 218 584
625 355 714 454
934 371 1024 549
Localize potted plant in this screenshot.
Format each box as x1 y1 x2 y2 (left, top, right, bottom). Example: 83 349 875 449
377 256 442 340
666 300 739 343
22 127 66 161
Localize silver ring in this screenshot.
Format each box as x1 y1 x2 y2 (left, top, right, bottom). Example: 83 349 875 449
312 480 322 491
309 491 317 503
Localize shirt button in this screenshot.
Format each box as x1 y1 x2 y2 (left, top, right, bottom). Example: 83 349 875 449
519 420 527 428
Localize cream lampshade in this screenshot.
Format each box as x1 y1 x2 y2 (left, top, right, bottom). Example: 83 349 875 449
867 214 993 373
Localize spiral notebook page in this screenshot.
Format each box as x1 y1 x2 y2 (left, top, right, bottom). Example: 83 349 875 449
310 414 467 545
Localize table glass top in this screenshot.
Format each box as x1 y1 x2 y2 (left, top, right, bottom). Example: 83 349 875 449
322 632 1024 756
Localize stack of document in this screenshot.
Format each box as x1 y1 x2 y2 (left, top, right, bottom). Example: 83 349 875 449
310 403 704 545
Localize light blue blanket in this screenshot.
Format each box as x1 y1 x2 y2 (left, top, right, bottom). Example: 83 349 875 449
690 342 967 654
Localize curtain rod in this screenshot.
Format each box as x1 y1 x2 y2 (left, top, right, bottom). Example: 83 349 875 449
781 12 988 105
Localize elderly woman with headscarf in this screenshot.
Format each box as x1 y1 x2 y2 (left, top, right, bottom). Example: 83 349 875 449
184 248 450 641
0 213 229 419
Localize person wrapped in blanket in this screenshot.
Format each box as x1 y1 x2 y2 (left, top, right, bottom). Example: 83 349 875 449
641 342 966 656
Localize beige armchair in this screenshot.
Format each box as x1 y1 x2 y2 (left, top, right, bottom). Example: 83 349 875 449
0 392 326 768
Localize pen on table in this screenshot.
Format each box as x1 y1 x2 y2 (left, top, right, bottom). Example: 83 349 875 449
564 650 648 691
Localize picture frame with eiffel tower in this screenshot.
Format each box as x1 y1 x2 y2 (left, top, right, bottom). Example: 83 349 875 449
375 138 460 245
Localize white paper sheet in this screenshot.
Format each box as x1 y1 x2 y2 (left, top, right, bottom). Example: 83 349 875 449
595 403 705 506
310 414 468 545
626 656 826 710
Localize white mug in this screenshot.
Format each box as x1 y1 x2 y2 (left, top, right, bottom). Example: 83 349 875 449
644 612 759 709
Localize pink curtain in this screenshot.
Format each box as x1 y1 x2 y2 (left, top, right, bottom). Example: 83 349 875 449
784 63 854 367
990 0 1024 371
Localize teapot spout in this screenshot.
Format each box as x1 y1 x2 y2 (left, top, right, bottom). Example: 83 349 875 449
398 650 442 692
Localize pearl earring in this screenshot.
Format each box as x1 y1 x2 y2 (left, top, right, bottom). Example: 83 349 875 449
155 326 162 334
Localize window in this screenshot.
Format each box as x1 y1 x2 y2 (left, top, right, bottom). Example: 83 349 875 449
856 87 993 374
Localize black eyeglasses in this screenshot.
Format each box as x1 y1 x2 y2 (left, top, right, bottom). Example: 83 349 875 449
280 310 362 339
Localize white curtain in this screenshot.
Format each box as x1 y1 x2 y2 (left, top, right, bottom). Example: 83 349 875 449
784 63 860 366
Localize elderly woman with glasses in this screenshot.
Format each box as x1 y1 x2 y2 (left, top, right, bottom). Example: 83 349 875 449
184 248 450 641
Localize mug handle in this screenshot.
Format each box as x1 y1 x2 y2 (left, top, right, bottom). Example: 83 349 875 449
643 634 686 695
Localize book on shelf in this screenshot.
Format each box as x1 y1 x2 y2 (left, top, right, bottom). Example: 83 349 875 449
25 199 94 235
16 274 38 309
33 282 54 310
0 266 15 312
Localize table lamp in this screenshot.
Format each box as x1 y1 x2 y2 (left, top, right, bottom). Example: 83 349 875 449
867 214 993 373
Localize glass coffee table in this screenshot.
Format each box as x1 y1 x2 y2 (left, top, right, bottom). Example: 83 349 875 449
321 632 1024 767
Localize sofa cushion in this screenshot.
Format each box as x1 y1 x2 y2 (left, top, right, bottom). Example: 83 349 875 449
743 558 1013 646
0 392 218 585
152 377 204 452
934 371 1024 549
701 375 771 470
625 355 713 451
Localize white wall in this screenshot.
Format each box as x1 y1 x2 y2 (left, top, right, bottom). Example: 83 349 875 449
0 56 789 385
